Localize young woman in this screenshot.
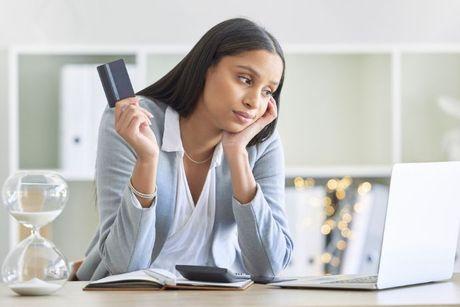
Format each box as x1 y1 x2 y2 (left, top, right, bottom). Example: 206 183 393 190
76 17 293 281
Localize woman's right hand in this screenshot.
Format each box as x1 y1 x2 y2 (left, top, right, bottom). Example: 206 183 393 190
114 97 159 161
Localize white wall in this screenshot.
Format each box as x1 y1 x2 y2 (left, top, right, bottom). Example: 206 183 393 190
0 0 460 46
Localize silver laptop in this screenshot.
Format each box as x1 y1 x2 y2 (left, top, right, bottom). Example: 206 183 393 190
277 162 460 290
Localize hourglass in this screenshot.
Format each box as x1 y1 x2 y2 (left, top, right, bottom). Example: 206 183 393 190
1 171 70 296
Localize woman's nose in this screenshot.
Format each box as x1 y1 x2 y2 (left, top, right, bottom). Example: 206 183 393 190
243 91 260 109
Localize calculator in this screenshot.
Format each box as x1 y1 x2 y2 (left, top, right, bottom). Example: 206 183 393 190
175 265 251 283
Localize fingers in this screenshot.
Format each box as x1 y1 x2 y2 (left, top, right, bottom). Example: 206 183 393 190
115 97 153 123
126 114 146 136
262 97 278 121
269 97 278 118
115 97 154 134
119 105 151 132
115 98 135 123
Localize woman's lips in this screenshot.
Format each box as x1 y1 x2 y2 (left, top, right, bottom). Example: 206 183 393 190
233 111 253 124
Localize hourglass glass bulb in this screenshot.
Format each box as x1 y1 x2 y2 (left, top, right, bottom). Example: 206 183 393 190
3 171 68 228
1 171 70 296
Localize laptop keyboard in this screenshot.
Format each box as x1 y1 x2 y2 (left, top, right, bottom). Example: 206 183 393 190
324 275 377 284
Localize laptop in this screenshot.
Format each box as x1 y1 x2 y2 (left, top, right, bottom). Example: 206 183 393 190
276 162 460 290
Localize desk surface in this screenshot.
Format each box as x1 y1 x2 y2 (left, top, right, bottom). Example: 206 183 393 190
1 274 460 307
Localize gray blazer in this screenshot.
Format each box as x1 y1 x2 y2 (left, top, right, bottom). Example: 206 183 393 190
76 96 293 281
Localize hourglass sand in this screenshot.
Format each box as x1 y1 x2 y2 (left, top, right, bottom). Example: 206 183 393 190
1 171 70 296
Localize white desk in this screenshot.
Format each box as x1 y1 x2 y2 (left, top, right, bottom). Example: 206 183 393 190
1 274 460 306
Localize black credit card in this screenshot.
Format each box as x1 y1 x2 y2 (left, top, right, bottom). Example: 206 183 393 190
97 59 135 108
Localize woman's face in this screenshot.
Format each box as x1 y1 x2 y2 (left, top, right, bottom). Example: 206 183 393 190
198 49 283 133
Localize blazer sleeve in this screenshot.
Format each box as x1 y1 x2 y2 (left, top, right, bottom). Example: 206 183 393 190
95 106 158 275
231 131 294 278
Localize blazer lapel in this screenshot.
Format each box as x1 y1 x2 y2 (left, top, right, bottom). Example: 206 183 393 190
151 150 178 261
211 162 236 267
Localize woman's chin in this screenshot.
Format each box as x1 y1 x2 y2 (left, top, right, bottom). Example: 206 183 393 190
222 122 247 133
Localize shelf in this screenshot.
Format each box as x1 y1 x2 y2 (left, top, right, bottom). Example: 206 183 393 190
285 165 392 178
12 49 460 175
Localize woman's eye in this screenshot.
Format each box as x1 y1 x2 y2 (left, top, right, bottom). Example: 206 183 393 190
264 90 273 97
238 76 273 96
238 76 252 85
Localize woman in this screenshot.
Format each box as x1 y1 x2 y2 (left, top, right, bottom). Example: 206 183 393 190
76 17 293 281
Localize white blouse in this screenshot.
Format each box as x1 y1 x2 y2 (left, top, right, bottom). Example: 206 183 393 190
149 106 223 276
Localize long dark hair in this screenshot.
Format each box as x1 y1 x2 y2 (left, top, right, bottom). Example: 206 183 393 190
137 17 285 147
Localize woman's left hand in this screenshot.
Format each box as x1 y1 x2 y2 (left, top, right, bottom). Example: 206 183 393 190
222 97 278 154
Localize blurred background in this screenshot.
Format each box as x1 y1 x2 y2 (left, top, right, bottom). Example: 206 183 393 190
1 0 460 277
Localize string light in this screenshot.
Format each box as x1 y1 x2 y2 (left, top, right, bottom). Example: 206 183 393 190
336 240 347 250
337 220 348 230
320 253 332 263
325 219 336 229
338 176 353 189
304 178 315 187
325 206 335 216
353 202 364 213
342 212 352 223
293 175 380 274
358 181 372 195
341 228 352 238
294 177 304 189
327 179 338 190
336 189 346 200
321 224 332 235
331 257 341 267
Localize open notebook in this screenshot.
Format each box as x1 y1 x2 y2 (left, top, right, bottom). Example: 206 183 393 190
83 268 254 291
